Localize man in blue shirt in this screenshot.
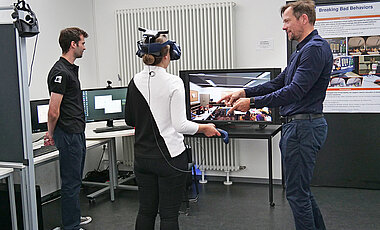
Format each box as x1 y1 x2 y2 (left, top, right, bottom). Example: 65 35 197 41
219 1 332 229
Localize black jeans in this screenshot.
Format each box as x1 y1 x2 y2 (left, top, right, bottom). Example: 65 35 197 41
54 126 86 230
280 117 328 230
134 152 187 230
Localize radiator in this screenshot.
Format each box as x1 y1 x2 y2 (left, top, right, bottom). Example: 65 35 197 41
115 2 235 83
185 137 239 185
184 136 239 171
122 136 135 167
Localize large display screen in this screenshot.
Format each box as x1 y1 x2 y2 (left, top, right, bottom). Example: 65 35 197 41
180 68 282 125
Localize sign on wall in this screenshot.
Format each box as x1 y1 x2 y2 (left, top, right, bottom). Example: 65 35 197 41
315 1 380 113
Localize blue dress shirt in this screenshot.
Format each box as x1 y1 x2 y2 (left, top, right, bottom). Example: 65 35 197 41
245 30 333 116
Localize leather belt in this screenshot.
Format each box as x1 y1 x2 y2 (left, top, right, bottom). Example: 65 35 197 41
281 113 324 123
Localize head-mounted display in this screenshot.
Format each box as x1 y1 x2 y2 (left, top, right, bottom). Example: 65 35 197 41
136 27 181 61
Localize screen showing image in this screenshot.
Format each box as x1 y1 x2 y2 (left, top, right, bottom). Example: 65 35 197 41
37 104 49 123
82 87 127 122
184 70 278 123
30 99 50 133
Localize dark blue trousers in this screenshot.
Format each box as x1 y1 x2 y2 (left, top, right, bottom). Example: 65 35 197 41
134 152 187 230
280 117 328 230
54 126 86 230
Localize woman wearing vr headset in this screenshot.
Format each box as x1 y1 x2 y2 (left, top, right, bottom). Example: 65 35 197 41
125 32 220 230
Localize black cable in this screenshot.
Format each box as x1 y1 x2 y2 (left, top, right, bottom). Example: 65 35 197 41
96 145 106 171
28 34 38 87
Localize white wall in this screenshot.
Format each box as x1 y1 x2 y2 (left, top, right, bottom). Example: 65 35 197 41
25 0 99 99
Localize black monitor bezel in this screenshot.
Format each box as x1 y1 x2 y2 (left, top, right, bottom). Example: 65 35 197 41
30 98 50 133
180 68 282 125
82 86 128 124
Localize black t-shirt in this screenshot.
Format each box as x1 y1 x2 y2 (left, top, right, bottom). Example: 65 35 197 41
47 57 85 133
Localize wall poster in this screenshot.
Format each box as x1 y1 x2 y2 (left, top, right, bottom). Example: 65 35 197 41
315 1 380 113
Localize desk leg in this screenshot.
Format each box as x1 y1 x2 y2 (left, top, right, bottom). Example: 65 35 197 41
108 138 117 201
268 137 275 207
8 174 18 230
20 170 30 230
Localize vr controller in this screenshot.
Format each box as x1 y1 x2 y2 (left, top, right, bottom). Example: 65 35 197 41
136 27 181 60
216 128 229 144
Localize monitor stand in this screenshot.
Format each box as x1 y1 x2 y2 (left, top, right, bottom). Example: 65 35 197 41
106 119 114 127
255 124 268 130
94 119 134 133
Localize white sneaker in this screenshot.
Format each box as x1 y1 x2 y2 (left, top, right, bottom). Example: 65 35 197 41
80 216 92 225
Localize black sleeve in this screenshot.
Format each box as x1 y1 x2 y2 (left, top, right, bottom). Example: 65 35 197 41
48 70 67 95
124 79 135 127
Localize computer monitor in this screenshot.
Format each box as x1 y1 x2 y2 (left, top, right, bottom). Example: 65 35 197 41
180 68 282 127
30 99 49 133
82 87 128 127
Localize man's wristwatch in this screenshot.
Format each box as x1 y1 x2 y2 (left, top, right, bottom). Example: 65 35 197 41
250 97 255 108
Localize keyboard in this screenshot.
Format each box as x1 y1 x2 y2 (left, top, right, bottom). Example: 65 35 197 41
33 145 58 158
94 125 134 133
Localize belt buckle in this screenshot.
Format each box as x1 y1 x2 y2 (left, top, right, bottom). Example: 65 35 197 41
281 116 291 124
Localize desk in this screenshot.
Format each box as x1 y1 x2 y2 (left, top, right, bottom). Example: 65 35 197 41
225 125 282 206
0 167 17 230
194 124 282 206
85 122 136 201
33 140 109 166
33 139 115 201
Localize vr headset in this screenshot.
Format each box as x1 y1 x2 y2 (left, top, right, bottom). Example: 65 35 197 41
11 0 39 38
136 27 181 61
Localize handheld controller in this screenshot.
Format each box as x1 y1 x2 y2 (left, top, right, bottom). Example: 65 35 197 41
216 128 229 144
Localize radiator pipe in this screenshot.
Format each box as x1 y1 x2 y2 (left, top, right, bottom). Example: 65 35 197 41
224 171 233 185
199 169 208 184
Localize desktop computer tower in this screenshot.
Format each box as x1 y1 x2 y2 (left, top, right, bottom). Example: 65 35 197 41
0 183 44 230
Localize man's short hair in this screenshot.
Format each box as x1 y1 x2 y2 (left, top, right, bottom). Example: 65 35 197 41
59 27 88 54
281 0 316 25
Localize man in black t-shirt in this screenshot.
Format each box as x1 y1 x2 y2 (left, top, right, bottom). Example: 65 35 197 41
45 27 91 230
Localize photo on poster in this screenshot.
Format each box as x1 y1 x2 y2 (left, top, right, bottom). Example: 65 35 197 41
328 55 380 89
347 36 380 56
326 37 347 56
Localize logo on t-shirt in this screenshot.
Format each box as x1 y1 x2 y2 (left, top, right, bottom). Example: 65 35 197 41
54 76 62 84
